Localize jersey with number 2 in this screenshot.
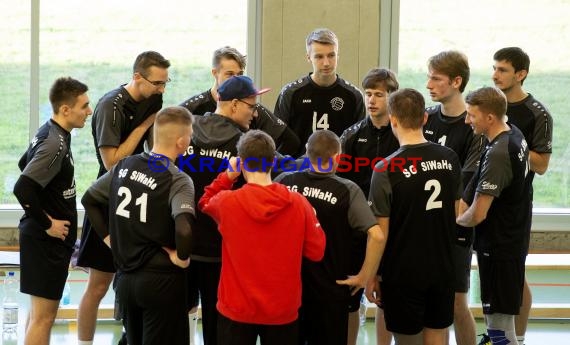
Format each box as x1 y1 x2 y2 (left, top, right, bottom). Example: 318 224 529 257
368 142 461 286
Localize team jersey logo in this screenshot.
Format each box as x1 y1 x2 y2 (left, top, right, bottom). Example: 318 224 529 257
481 181 498 190
62 179 76 199
330 97 344 111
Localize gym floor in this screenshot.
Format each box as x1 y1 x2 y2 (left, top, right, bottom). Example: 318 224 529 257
1 269 569 344
1 318 569 345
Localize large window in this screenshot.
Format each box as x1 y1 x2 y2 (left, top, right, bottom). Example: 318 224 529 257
1 0 246 205
0 1 30 205
398 0 570 208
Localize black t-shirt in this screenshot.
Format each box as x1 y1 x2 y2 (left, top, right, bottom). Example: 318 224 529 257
506 94 553 188
274 74 365 155
18 120 78 248
180 90 217 117
465 127 532 259
339 116 400 196
88 152 195 272
424 105 482 175
369 142 461 286
424 105 485 245
274 171 376 300
180 89 287 142
92 86 162 177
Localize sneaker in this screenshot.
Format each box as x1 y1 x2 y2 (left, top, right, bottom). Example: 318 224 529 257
478 333 491 345
117 331 128 345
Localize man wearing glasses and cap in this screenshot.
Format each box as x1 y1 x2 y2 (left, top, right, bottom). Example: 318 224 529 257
179 75 270 345
76 51 171 345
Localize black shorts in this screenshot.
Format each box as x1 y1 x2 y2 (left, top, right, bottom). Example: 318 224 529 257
477 254 525 315
19 232 72 300
186 260 222 345
348 231 367 312
217 312 298 345
76 217 116 273
186 259 221 309
454 244 473 293
299 295 349 345
347 289 365 313
381 281 454 335
118 268 188 345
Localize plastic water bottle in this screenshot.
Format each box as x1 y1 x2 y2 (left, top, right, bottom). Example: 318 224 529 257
61 282 71 306
358 294 367 326
2 271 19 333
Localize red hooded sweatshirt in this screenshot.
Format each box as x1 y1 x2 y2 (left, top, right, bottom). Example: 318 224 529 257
199 172 325 325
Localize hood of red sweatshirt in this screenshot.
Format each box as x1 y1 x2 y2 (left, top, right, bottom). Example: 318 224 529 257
235 182 294 222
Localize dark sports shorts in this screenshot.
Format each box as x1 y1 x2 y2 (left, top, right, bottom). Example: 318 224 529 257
118 266 188 345
454 244 473 293
76 217 116 273
186 260 222 310
347 289 365 313
477 254 525 315
300 295 349 345
217 313 299 345
19 232 73 300
348 231 367 312
381 281 454 335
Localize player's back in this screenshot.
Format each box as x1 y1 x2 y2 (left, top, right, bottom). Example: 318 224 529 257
371 142 461 286
109 153 183 272
276 170 356 300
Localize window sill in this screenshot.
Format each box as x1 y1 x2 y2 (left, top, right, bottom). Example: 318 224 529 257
1 205 569 231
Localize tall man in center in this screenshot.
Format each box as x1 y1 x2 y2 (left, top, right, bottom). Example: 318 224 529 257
274 28 365 157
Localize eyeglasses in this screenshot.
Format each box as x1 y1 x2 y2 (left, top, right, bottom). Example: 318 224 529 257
140 74 171 87
237 99 257 111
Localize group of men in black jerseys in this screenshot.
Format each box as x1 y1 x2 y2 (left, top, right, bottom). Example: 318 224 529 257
14 26 552 345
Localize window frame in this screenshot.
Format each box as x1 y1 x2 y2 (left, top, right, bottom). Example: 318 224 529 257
1 0 568 232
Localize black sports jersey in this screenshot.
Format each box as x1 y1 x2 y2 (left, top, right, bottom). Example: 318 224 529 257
424 105 483 174
466 127 531 259
180 89 287 142
17 120 78 248
180 90 217 117
274 171 377 300
424 105 485 246
87 152 195 272
92 86 162 177
339 116 400 196
274 74 365 155
369 142 461 286
177 113 245 261
506 93 553 187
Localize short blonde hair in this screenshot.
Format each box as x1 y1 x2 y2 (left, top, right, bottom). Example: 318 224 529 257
306 28 338 53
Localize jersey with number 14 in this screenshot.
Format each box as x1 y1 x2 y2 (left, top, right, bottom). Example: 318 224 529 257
274 74 365 150
369 142 461 286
